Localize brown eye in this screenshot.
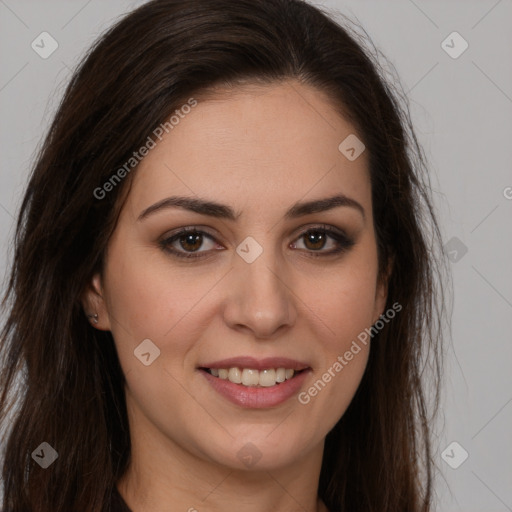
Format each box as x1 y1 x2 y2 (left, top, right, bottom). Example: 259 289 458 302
302 231 328 251
160 225 354 261
291 226 354 257
160 228 219 259
178 232 203 252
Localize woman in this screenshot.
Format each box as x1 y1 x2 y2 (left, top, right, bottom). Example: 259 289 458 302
0 0 447 511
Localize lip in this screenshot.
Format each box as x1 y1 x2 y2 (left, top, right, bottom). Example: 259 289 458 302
200 367 311 408
198 356 310 371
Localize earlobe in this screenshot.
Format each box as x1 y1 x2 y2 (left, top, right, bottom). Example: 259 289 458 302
373 256 393 324
81 273 111 331
373 282 388 324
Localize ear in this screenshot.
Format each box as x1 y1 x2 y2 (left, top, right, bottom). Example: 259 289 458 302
81 273 111 331
372 255 394 324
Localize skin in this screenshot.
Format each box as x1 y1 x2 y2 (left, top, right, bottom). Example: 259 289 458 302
83 79 388 512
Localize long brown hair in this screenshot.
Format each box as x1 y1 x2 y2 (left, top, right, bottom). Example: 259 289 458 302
0 1 447 510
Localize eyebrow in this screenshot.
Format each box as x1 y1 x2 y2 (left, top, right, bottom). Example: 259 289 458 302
137 194 365 222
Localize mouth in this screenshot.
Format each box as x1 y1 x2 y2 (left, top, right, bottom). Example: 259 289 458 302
199 367 309 388
197 357 311 408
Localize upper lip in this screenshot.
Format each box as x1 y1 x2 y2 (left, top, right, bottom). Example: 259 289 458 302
199 356 310 371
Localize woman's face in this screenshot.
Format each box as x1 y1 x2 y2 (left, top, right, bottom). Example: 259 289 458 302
86 79 387 473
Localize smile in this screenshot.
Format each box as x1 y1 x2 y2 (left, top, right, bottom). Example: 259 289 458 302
205 367 300 387
198 358 310 408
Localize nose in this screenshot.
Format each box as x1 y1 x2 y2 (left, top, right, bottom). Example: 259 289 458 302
222 242 297 340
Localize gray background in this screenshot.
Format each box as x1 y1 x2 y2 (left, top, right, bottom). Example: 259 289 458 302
0 1 511 510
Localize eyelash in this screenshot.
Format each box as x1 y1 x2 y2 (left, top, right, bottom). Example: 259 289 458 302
159 225 355 260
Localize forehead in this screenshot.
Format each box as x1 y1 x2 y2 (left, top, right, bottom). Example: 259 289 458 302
125 80 371 220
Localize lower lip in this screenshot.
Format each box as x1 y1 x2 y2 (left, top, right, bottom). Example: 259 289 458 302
199 369 310 409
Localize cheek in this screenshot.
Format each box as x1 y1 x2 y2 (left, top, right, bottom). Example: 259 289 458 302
102 240 223 366
296 240 378 404
306 269 374 387
327 275 378 345
307 247 380 351
293 266 377 441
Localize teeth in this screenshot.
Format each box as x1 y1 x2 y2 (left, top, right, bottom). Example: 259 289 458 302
228 367 242 384
208 367 298 387
241 368 259 386
259 369 276 387
276 368 286 383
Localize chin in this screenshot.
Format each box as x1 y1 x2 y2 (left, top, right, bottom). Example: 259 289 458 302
204 429 315 473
